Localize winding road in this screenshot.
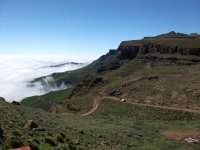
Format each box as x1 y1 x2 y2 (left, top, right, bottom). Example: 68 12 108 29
80 96 200 116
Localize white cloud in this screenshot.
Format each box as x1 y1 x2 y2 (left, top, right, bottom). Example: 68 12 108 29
0 54 90 102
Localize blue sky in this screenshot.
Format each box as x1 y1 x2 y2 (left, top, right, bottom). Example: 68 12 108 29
0 0 200 59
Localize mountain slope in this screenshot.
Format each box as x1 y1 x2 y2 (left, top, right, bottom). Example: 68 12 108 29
23 32 200 113
31 49 120 87
31 31 200 96
50 32 200 115
2 32 200 149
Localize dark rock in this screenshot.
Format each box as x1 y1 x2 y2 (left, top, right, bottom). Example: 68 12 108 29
33 128 45 132
90 77 103 87
11 101 20 105
108 49 117 55
117 46 139 60
24 120 38 130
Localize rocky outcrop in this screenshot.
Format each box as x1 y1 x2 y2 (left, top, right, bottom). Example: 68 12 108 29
117 45 139 60
95 49 121 73
11 101 20 105
69 74 105 98
97 61 120 73
24 120 38 130
137 44 200 56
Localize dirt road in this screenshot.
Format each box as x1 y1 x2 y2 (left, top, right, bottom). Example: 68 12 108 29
80 96 200 116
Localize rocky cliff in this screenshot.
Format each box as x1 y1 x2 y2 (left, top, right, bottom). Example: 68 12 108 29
117 31 200 64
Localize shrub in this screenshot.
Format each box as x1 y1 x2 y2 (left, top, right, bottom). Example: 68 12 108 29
10 136 23 148
29 142 39 150
57 135 65 143
33 138 40 144
44 137 57 146
60 132 66 138
69 142 77 150
12 130 22 136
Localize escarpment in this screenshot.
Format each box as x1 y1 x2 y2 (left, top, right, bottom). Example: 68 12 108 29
117 31 200 64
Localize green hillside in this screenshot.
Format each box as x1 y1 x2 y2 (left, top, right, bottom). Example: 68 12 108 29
21 88 72 111
2 32 200 149
1 97 200 149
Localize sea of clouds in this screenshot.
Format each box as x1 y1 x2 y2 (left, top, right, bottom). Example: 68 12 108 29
0 55 89 102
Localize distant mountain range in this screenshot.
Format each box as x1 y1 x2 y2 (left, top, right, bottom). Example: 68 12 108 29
42 62 83 68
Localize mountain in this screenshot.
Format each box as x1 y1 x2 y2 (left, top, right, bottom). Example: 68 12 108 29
118 31 200 64
31 49 120 87
2 32 200 149
32 31 200 90
42 62 83 68
23 32 200 113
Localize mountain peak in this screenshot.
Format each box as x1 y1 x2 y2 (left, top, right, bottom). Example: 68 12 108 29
156 31 189 38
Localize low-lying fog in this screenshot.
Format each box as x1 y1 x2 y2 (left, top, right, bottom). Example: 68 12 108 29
0 55 89 102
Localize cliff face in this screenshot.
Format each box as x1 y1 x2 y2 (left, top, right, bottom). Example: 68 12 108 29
117 32 200 64
117 45 139 60
118 43 200 56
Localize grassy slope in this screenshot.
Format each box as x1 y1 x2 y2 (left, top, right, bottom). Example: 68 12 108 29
102 60 200 107
60 59 199 113
21 88 72 111
1 98 200 149
24 52 119 111
93 99 200 150
6 33 200 149
2 61 200 149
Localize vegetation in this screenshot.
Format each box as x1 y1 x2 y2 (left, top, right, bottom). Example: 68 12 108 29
1 32 200 149
21 88 72 111
1 97 200 149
